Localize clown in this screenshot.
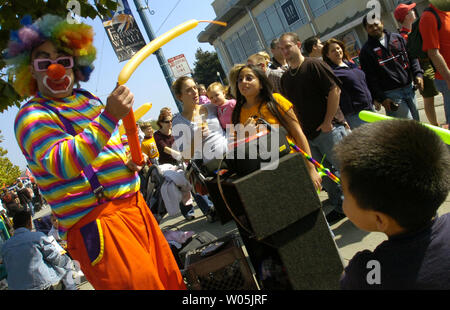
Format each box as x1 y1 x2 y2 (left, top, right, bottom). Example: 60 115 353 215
6 14 185 290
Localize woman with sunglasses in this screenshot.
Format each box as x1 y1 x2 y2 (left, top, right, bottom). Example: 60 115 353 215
154 108 177 165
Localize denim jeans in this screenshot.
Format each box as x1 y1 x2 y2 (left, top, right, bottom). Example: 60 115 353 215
308 125 348 212
383 84 420 121
434 79 450 125
26 201 34 216
345 112 368 129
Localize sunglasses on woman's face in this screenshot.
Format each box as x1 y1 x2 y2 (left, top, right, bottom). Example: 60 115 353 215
33 56 74 72
161 120 172 124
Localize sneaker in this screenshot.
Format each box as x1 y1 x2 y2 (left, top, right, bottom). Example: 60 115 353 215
184 215 195 221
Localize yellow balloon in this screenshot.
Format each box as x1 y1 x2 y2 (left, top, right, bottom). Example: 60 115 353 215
117 19 227 85
119 102 152 136
118 20 198 85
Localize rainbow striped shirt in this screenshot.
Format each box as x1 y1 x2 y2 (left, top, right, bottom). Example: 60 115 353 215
14 89 140 240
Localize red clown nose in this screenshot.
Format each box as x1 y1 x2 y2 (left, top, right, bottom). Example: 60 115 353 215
47 64 66 80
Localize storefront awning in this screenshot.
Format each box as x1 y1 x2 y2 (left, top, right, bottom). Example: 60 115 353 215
319 9 370 41
198 0 263 44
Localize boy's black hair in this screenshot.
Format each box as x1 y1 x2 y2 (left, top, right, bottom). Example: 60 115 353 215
303 36 319 55
13 210 32 230
334 120 450 231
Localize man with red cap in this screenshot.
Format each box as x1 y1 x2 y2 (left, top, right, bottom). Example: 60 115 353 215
395 2 418 40
394 2 441 127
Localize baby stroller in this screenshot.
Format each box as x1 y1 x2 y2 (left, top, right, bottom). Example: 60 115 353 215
140 164 168 223
140 156 217 224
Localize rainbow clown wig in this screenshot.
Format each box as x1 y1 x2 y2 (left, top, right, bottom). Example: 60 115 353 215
4 14 96 99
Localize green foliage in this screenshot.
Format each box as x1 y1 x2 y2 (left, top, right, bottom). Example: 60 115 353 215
192 48 227 88
0 131 21 186
0 0 118 113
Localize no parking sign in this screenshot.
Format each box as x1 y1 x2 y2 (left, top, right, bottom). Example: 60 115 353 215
168 54 192 78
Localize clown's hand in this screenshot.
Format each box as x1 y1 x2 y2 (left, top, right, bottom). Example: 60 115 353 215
105 85 134 120
125 153 147 172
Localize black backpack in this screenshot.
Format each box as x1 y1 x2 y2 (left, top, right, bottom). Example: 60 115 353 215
406 7 441 59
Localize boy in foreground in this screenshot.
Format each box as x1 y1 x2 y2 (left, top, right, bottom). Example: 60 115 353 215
335 120 450 289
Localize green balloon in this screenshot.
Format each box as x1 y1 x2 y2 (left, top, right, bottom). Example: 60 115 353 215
359 111 450 145
430 0 450 11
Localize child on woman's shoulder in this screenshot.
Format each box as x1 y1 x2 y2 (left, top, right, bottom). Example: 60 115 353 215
198 84 211 105
334 120 450 290
207 82 236 130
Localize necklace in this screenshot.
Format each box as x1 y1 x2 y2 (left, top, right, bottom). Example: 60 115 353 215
288 65 301 77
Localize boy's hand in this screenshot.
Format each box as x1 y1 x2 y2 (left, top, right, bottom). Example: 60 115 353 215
105 85 134 120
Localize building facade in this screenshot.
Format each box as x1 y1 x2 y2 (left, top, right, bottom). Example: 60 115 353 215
198 0 429 74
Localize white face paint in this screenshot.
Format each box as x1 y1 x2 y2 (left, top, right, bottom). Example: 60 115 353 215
43 75 73 94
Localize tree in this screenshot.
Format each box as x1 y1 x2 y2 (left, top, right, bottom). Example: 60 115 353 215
0 130 21 186
192 48 227 87
0 0 118 113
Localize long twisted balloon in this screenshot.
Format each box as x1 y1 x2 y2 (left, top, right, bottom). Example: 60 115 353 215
289 142 341 184
359 111 450 145
117 20 227 165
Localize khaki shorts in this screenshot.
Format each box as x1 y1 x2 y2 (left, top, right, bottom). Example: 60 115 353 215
419 58 439 98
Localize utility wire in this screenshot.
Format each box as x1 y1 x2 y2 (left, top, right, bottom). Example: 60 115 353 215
95 28 107 94
154 0 182 34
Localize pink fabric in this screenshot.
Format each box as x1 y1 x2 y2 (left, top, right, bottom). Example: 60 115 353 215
217 99 236 130
198 95 211 105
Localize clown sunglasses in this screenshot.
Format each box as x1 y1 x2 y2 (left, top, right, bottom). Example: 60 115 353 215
33 56 74 72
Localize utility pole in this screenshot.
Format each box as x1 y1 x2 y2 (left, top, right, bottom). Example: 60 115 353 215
133 0 183 112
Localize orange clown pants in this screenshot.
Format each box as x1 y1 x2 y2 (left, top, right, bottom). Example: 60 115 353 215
66 191 186 290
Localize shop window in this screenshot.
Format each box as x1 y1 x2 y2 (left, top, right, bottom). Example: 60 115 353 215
306 0 344 18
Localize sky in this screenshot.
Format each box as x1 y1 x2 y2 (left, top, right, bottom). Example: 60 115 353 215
0 0 218 171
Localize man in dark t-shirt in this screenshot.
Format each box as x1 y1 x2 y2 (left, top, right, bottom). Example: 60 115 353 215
279 32 348 220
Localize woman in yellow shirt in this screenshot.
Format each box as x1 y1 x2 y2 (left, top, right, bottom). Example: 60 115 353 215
230 64 322 190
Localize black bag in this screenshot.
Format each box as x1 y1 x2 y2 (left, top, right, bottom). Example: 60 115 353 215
178 231 218 268
225 120 291 176
406 7 441 59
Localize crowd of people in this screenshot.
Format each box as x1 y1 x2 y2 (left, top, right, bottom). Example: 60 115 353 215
1 181 45 219
0 0 449 290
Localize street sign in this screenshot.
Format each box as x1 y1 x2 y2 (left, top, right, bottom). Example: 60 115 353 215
168 54 192 78
101 0 146 62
